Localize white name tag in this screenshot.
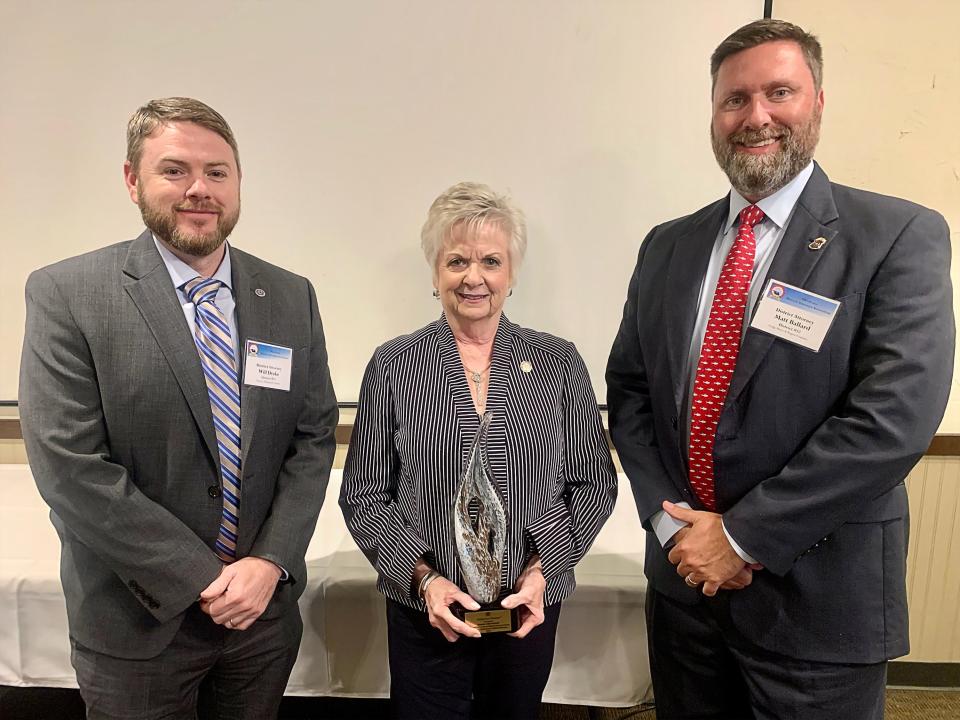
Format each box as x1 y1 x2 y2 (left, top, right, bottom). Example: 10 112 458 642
749 279 841 352
243 340 292 391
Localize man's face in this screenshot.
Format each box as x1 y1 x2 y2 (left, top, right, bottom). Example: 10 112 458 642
711 40 824 201
124 121 240 258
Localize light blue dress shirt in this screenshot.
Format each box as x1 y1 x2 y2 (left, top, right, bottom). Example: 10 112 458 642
653 163 816 563
153 236 289 581
153 236 239 362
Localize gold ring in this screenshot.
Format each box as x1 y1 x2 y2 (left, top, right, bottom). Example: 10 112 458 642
226 618 235 628
684 574 698 588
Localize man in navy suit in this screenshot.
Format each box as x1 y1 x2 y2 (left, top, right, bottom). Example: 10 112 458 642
607 19 953 720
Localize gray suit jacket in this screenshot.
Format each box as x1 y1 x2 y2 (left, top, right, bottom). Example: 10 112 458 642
607 164 954 664
19 230 338 659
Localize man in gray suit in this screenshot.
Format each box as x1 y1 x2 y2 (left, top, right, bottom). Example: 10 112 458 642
607 20 953 720
19 97 338 719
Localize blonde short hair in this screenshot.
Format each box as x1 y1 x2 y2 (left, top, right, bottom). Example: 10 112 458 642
421 182 527 280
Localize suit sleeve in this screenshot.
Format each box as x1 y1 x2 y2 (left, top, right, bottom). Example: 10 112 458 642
524 348 619 582
339 352 434 597
18 268 224 622
724 208 954 575
249 279 338 581
606 230 686 529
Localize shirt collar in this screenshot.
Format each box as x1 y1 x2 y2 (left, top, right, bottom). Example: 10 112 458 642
153 234 234 294
724 161 815 232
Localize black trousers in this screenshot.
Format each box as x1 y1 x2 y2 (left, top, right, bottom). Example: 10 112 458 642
646 587 887 720
386 599 562 720
71 603 302 720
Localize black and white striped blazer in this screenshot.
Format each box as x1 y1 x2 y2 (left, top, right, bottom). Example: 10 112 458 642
340 313 617 610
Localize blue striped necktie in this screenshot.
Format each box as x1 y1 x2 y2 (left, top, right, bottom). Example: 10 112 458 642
184 277 241 562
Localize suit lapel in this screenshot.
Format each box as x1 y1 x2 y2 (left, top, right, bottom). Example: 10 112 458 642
727 164 840 404
665 199 729 415
121 230 219 465
485 316 512 497
231 248 269 463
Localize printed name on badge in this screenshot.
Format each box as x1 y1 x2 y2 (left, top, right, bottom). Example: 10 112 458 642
243 340 293 391
749 280 841 352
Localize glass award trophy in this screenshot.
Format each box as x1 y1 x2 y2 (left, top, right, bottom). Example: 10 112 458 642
453 411 519 633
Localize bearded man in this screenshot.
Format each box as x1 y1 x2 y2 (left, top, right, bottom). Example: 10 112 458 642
19 97 338 719
607 20 952 720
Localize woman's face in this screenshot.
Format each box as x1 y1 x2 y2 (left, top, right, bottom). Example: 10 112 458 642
434 221 512 330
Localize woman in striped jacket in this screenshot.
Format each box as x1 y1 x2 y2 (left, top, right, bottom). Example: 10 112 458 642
340 182 617 720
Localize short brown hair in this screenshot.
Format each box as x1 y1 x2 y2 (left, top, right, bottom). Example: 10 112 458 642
711 19 823 93
126 97 240 173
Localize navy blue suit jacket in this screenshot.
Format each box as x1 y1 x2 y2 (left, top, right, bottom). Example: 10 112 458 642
607 164 954 663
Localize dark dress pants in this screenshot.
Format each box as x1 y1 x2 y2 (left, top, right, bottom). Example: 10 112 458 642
646 587 887 720
387 598 562 720
71 603 302 720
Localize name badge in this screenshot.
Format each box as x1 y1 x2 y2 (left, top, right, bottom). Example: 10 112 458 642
749 279 840 352
243 340 292 391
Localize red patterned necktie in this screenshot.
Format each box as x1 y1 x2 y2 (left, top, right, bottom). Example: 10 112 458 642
688 204 764 511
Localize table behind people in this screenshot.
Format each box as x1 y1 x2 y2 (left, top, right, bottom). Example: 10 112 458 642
0 464 650 705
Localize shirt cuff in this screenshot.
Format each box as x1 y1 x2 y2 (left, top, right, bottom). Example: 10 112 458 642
652 502 692 548
721 520 758 564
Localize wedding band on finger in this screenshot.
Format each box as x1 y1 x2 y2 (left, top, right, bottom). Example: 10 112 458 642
226 618 235 629
684 574 698 588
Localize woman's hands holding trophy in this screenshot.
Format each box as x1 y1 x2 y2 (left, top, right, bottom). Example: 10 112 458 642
501 554 546 639
416 558 482 642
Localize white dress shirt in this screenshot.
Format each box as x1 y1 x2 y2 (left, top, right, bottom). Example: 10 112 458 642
653 163 816 562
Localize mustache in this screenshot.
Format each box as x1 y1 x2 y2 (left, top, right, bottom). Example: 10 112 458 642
728 126 790 145
174 202 222 213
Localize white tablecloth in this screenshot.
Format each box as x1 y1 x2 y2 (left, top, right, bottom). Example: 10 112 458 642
0 465 650 706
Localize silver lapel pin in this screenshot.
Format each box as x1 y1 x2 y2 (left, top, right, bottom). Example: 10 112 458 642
254 288 266 297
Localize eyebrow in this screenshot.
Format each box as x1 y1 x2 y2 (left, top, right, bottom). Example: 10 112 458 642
722 79 799 96
157 157 232 169
443 249 504 256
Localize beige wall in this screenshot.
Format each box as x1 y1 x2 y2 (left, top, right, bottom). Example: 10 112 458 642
3 1 954 415
0 0 758 405
3 0 958 663
776 0 960 429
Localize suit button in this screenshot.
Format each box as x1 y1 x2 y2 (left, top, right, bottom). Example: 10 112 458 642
208 485 221 498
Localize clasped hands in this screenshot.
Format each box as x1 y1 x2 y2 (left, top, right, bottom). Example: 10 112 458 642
198 556 283 631
663 501 763 597
421 557 546 643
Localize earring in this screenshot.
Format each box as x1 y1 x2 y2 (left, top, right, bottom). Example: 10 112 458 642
432 289 439 299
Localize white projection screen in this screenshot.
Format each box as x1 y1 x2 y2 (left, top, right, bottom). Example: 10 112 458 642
0 1 762 402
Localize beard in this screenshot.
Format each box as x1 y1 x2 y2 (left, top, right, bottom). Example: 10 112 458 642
711 105 821 200
138 189 240 258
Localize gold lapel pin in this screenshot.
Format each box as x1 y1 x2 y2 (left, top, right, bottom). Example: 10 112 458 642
255 288 266 297
808 237 828 251
520 361 533 373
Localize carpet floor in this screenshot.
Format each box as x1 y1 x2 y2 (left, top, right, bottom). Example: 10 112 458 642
1 687 957 719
